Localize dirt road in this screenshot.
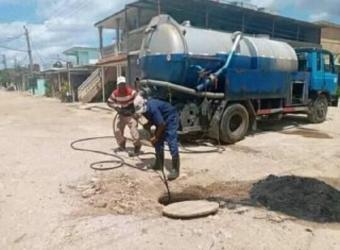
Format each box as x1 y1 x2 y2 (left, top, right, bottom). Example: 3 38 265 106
1 91 340 250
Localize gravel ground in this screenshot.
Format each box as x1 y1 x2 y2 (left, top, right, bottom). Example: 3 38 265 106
1 91 340 250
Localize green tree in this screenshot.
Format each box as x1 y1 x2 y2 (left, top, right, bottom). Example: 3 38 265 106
0 70 10 87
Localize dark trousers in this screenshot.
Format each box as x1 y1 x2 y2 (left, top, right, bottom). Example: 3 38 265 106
155 114 179 158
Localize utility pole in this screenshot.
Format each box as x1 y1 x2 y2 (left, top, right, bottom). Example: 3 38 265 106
2 54 7 69
23 26 33 74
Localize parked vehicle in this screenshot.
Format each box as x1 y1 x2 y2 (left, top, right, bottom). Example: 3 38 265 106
139 15 338 143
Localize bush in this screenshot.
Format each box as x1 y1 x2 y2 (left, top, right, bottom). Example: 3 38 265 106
45 81 53 97
60 84 72 102
336 87 340 97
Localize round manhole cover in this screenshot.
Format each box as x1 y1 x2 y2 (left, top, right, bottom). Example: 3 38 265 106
163 200 219 219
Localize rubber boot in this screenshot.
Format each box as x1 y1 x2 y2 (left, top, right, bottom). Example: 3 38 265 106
114 141 126 153
128 144 142 157
168 156 180 181
148 151 164 171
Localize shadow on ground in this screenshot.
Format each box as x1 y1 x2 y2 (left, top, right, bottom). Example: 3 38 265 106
255 115 333 139
159 175 340 223
257 115 309 132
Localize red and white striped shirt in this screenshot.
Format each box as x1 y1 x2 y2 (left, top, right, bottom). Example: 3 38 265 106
108 86 137 108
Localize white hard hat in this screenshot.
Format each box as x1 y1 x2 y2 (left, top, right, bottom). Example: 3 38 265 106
117 76 126 85
134 94 147 114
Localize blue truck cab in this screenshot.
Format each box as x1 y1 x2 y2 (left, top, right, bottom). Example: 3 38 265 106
296 48 338 104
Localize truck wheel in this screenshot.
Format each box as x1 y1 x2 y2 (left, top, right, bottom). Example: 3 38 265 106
308 96 328 123
220 104 249 144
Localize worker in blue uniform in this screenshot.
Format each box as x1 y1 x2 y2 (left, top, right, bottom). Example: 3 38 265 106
134 94 180 180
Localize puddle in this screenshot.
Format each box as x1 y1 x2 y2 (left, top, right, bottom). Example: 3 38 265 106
280 128 332 139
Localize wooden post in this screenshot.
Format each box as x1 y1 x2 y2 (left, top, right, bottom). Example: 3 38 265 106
98 27 103 58
67 63 73 102
58 72 61 92
116 18 121 53
101 66 105 103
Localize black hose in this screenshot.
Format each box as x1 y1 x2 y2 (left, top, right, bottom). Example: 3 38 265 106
70 136 145 171
71 112 223 169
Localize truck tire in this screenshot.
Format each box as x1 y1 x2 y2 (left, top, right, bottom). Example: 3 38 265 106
220 104 249 144
308 95 328 123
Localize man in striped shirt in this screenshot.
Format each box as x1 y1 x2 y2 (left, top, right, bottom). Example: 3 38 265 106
108 76 141 155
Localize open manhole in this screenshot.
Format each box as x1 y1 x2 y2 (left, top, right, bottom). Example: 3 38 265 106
158 182 253 219
159 192 219 219
162 200 219 219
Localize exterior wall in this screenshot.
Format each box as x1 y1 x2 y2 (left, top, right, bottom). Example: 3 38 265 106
321 27 340 55
77 50 99 65
78 51 89 65
64 49 99 66
320 26 340 69
30 78 46 96
88 50 100 64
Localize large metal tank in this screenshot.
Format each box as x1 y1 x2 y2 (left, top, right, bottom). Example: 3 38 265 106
140 15 298 90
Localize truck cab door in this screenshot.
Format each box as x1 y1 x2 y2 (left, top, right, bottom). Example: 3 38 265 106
322 51 337 96
311 52 324 91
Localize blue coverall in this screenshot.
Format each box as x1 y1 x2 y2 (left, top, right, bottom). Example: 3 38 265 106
144 99 179 157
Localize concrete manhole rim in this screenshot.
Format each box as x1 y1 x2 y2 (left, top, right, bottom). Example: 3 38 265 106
162 200 219 219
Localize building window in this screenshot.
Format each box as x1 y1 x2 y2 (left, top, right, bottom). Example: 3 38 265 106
297 52 309 71
322 52 334 72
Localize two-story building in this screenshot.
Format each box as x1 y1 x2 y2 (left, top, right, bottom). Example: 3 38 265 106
83 0 322 103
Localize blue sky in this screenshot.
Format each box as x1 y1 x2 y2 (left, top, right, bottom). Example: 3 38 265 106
0 0 339 69
0 1 40 23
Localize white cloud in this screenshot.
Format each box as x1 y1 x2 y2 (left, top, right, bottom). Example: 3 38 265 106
310 12 330 22
247 0 340 18
0 0 134 69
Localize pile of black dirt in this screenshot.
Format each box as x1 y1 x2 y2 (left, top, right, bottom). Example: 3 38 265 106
250 175 340 222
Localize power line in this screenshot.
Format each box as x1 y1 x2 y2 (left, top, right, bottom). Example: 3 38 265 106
59 0 93 20
31 41 47 66
17 55 28 67
50 0 84 19
0 44 27 52
0 34 24 44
